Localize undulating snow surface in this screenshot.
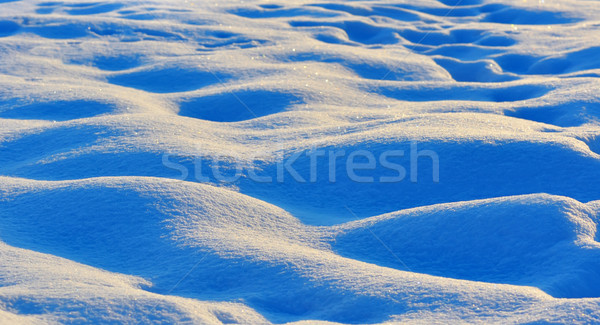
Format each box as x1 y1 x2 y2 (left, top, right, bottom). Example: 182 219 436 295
0 0 599 323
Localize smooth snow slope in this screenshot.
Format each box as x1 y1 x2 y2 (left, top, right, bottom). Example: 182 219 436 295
0 0 599 323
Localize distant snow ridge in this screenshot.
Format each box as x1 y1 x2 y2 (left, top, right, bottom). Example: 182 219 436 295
1 0 600 323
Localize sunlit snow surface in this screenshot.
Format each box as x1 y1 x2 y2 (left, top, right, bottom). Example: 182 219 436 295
1 0 600 323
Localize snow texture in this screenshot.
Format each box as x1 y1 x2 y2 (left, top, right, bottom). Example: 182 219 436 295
0 0 599 323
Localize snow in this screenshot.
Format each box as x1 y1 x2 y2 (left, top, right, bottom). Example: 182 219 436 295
0 0 599 323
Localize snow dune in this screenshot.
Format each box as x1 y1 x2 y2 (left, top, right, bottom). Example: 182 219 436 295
1 177 599 323
0 0 599 323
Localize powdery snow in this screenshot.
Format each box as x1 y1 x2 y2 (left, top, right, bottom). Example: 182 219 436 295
0 0 599 323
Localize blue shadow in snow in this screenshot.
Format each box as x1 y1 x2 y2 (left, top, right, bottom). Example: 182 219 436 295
108 67 228 93
179 90 302 122
0 100 116 121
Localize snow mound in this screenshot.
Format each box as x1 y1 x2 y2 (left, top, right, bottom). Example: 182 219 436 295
1 177 600 323
0 241 268 324
333 194 600 298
